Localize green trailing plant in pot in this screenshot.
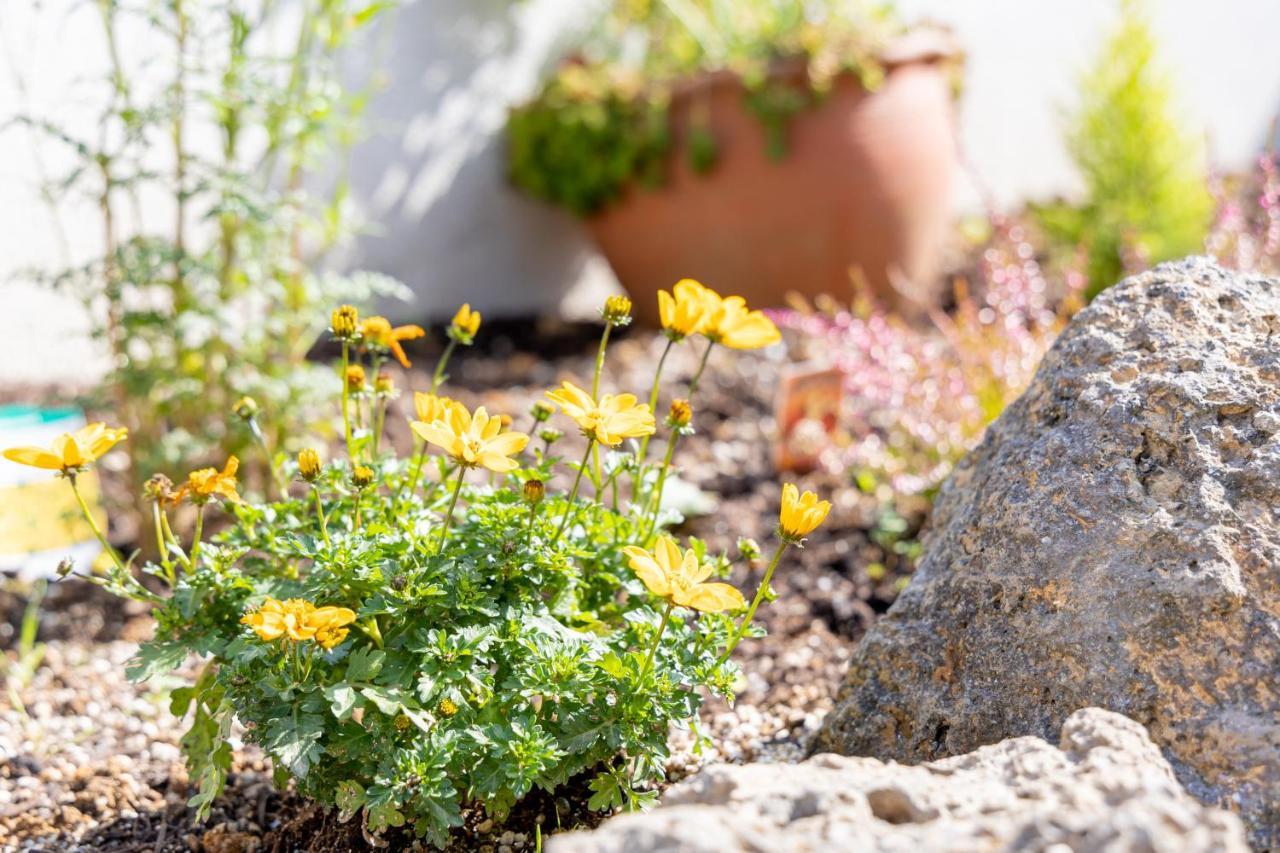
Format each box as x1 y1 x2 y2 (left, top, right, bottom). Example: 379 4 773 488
1032 0 1212 299
507 0 962 321
8 0 406 514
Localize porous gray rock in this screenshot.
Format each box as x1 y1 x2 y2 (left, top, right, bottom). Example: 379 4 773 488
815 258 1280 847
551 708 1248 852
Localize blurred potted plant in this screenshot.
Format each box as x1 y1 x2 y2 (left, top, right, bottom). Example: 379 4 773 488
507 1 962 324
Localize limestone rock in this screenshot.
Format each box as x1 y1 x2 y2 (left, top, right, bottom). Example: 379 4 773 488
815 258 1280 846
551 708 1247 852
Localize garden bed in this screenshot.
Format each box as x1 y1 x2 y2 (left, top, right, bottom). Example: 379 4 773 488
0 325 916 851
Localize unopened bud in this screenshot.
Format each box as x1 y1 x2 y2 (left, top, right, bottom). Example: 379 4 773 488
345 365 366 393
530 401 554 423
438 697 459 717
668 398 692 428
56 557 74 578
298 448 322 482
331 305 359 339
351 466 375 489
374 371 395 395
539 428 563 445
232 396 259 420
602 294 633 326
523 478 545 504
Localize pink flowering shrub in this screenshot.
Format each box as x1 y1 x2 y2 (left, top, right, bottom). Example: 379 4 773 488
1207 151 1280 275
773 216 1083 499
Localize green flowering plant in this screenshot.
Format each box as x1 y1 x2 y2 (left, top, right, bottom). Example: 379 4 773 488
6 286 828 846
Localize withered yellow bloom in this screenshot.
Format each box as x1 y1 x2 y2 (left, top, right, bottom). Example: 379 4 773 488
411 403 529 472
545 381 655 447
779 483 831 541
450 303 481 342
361 316 427 368
622 536 745 613
173 457 240 504
2 422 128 474
413 391 456 424
657 278 712 340
702 294 780 350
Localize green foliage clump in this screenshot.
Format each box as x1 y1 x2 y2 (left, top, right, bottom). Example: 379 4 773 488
507 0 902 215
1035 0 1211 298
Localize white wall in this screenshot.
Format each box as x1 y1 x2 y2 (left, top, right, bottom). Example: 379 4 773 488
2 0 1280 384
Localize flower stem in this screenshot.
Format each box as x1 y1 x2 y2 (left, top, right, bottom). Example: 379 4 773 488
592 322 614 399
687 339 715 398
642 601 674 679
372 397 387 457
644 433 681 540
636 336 674 467
68 475 124 574
341 342 354 462
437 464 467 552
249 416 288 499
189 504 206 569
312 486 330 545
431 339 457 392
397 438 428 508
151 501 174 586
720 541 789 662
553 439 594 544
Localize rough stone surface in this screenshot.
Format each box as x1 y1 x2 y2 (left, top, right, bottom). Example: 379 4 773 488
551 708 1248 852
815 258 1280 847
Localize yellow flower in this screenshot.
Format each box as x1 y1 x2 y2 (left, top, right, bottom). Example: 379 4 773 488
310 605 357 649
602 295 633 325
658 278 713 340
622 536 745 613
346 364 366 393
298 448 322 482
173 457 240 505
361 316 427 368
241 597 314 642
668 399 692 428
2 422 128 475
438 697 459 717
411 403 529 472
331 305 359 339
449 303 481 342
545 381 656 447
413 392 455 424
779 483 831 541
351 466 375 489
702 293 780 350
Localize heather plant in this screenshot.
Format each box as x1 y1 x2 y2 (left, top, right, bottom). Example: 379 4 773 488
773 215 1082 499
9 0 403 506
2 287 823 846
1207 149 1280 275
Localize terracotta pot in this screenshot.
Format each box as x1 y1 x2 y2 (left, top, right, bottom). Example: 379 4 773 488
588 34 960 325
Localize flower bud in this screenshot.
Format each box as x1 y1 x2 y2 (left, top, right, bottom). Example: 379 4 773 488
56 557 74 578
668 398 692 428
438 697 459 717
530 401 554 423
374 371 395 395
232 395 259 420
393 713 413 732
737 537 762 561
351 466 375 489
602 294 633 325
143 473 175 503
298 448 322 482
331 304 359 339
449 303 481 343
345 365 366 393
498 413 513 429
523 478 545 505
538 427 563 446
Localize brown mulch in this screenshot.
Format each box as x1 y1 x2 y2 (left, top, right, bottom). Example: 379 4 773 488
0 324 923 851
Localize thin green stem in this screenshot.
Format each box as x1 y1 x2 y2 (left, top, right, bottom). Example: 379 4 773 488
431 339 457 392
372 397 387 456
341 342 354 461
644 433 681 540
151 501 174 586
636 336 675 467
437 464 467 552
397 438 428 507
189 504 206 569
553 440 595 543
69 475 124 573
312 486 330 545
720 541 789 662
642 601 675 679
249 417 288 498
590 322 615 487
353 488 363 531
159 508 188 571
687 340 715 399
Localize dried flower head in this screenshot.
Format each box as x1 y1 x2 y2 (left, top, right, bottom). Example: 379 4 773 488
144 473 175 503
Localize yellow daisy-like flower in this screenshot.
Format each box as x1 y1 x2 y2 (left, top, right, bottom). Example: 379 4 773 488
240 598 356 646
310 605 357 649
622 536 745 613
361 316 427 368
173 457 241 505
450 303 481 342
702 293 781 350
411 403 529 472
779 483 831 542
658 278 713 340
412 391 456 424
2 422 128 475
545 381 656 447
